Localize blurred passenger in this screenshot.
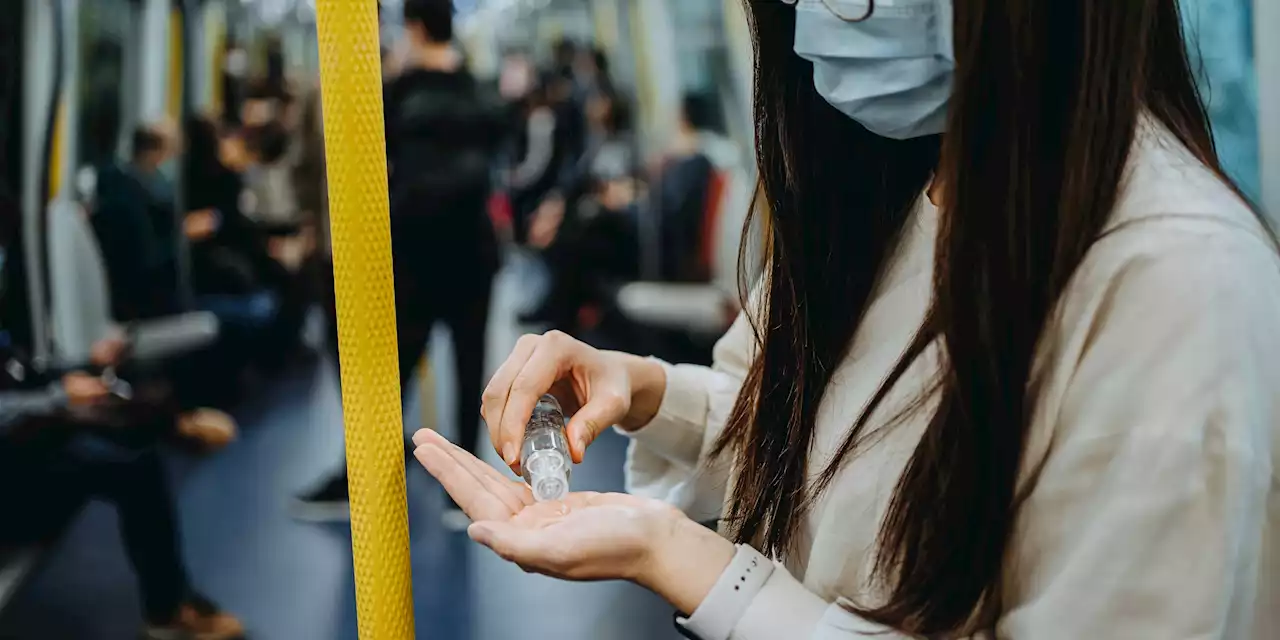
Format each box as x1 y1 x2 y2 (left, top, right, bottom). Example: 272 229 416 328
240 80 281 128
241 115 314 357
572 45 614 100
653 94 718 283
0 373 246 639
93 124 182 321
220 37 250 128
0 188 244 640
182 116 287 302
520 92 640 330
294 0 508 525
497 50 536 103
264 36 286 100
91 122 240 449
507 77 562 242
293 86 335 354
518 86 631 251
548 70 588 190
588 94 722 363
551 38 578 76
574 90 638 202
240 85 303 232
294 85 330 249
182 116 308 373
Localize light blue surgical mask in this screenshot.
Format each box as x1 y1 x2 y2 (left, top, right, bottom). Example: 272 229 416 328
791 0 954 140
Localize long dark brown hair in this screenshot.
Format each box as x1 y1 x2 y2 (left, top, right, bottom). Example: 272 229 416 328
713 0 1248 634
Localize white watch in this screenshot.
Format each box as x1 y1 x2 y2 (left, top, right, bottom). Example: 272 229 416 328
675 544 775 640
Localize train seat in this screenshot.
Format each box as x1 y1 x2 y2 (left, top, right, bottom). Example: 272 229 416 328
46 198 220 367
614 160 752 336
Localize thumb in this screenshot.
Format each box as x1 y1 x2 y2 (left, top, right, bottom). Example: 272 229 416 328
565 390 627 463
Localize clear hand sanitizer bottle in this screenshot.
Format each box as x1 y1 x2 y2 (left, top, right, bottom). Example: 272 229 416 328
521 394 572 502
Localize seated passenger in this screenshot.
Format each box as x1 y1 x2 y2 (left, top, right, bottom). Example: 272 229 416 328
507 77 566 243
0 188 243 639
228 118 311 359
88 124 238 449
0 359 245 640
653 94 718 284
239 79 282 128
182 117 292 319
181 116 309 374
92 124 182 321
519 93 649 331
239 82 303 233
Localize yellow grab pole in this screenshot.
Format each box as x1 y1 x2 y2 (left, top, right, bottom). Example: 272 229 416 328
314 1 415 638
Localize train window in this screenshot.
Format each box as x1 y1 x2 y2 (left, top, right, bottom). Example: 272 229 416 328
1183 0 1260 202
77 0 135 174
667 0 724 93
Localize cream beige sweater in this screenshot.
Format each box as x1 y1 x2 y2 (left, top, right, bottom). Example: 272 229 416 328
624 120 1280 639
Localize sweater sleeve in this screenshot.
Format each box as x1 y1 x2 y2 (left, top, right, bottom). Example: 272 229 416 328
621 305 754 522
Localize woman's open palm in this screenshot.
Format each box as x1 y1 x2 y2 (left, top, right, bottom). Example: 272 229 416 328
412 428 682 582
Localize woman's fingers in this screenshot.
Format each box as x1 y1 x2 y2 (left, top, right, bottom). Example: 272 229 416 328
414 429 532 512
413 443 514 522
497 332 575 465
410 428 433 449
483 330 623 467
482 334 539 454
563 386 628 463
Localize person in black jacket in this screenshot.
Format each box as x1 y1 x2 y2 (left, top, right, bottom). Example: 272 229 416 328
92 124 183 321
294 0 508 526
90 122 242 441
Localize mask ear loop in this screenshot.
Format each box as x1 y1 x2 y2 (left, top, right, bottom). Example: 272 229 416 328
826 0 875 21
778 0 876 22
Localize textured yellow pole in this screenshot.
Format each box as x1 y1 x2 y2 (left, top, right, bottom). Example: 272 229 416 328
314 2 415 638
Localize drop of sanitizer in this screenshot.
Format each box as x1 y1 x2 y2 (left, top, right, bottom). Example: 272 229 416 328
520 394 572 502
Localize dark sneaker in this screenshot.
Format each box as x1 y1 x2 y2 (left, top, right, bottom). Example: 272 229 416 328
291 473 350 522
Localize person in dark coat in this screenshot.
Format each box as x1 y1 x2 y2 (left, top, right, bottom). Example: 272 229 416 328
294 0 509 527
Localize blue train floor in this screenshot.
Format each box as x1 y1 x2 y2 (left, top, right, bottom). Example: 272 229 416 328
0 257 681 640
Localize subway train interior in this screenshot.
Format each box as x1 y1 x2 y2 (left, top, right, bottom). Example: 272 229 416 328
0 0 1275 639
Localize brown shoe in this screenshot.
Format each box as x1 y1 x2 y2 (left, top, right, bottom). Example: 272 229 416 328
176 409 238 451
142 596 246 640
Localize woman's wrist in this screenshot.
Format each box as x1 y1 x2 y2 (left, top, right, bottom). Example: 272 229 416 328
638 514 736 615
617 353 666 431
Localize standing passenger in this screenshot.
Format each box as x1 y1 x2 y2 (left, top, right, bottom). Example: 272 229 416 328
294 0 508 527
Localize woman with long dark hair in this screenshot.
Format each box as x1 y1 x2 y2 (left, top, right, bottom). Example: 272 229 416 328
414 1 1279 637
